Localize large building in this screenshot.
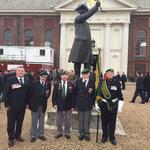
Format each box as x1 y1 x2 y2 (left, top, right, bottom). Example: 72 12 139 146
0 0 150 78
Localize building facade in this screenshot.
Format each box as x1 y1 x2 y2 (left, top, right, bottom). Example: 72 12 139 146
0 0 150 78
57 0 137 75
0 0 60 71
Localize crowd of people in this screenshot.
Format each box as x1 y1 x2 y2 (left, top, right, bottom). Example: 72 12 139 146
0 66 125 147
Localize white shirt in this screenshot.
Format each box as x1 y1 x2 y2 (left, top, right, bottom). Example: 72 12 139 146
40 80 45 85
82 78 89 87
17 76 24 84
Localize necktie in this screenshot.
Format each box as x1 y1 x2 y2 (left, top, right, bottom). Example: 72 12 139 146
84 80 87 87
62 81 66 99
41 81 45 95
20 78 23 85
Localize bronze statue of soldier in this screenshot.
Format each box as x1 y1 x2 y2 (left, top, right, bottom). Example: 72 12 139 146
68 0 101 78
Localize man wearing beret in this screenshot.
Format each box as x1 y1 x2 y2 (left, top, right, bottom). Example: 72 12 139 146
29 70 51 142
68 1 101 78
3 66 30 147
74 69 95 141
95 69 124 145
52 71 75 139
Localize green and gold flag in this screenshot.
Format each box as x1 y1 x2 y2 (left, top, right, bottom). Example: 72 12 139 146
95 49 103 102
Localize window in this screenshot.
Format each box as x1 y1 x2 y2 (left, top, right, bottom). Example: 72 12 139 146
24 29 33 46
40 49 45 56
135 30 147 56
4 29 13 46
134 64 146 75
44 29 53 47
0 49 3 55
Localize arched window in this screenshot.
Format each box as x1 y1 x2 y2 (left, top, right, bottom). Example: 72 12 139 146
135 30 147 56
4 29 13 46
44 29 53 47
24 29 33 46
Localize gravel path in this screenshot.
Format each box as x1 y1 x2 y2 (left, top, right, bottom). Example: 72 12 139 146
0 84 150 150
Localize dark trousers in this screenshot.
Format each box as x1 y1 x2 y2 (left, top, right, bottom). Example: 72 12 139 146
7 109 25 140
74 63 90 79
100 110 117 140
144 90 150 102
122 81 126 90
131 89 145 103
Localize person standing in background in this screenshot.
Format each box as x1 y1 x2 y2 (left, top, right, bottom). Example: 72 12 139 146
143 72 150 103
121 72 127 90
130 72 145 104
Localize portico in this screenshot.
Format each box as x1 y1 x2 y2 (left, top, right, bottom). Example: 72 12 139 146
56 0 137 74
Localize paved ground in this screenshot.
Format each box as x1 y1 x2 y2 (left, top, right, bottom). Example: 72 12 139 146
0 83 150 150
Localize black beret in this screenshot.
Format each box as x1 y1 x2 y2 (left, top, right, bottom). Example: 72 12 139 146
75 2 89 11
105 68 114 73
61 70 68 76
39 70 48 77
81 68 90 74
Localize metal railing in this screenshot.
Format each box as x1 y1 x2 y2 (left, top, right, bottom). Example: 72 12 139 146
0 55 25 61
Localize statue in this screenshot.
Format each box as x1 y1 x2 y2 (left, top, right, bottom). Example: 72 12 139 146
68 0 101 78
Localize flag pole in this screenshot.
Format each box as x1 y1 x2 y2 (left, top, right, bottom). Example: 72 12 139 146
95 48 101 143
96 111 100 143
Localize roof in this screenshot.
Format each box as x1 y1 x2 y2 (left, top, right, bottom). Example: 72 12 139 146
127 0 150 9
0 0 149 11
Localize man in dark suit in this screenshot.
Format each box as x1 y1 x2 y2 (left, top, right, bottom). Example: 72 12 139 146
68 1 100 78
75 69 95 141
3 66 30 147
121 72 127 90
96 69 124 145
130 72 145 104
52 71 75 139
29 70 51 142
0 70 4 107
143 72 150 103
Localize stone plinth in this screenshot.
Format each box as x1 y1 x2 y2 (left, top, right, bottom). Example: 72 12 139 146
45 109 126 136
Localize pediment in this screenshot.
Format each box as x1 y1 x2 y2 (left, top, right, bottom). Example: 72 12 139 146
56 0 137 11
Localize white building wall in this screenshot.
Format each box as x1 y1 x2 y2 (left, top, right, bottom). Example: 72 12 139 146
58 0 136 74
0 46 54 65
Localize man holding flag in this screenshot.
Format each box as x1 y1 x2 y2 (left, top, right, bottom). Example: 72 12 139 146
95 51 124 145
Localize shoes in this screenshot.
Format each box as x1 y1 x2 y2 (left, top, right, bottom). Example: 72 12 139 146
8 140 14 147
30 138 36 143
85 136 90 141
101 138 107 143
110 139 117 145
78 135 84 141
55 134 63 139
16 136 24 142
65 135 71 139
141 102 145 104
129 101 135 103
38 136 47 141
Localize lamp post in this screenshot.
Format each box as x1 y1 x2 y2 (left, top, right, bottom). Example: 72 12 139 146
91 39 96 48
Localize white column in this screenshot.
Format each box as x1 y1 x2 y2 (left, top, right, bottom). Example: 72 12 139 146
121 23 129 75
59 23 66 69
104 23 111 72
